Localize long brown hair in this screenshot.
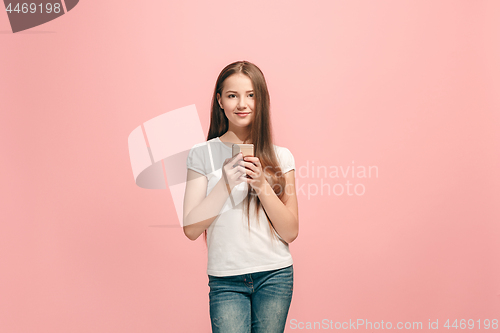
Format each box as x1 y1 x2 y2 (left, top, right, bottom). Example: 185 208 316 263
205 60 288 246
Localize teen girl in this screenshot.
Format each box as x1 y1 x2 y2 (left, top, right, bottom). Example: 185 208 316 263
183 60 299 333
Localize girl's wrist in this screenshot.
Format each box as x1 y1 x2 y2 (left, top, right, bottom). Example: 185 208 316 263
255 179 271 197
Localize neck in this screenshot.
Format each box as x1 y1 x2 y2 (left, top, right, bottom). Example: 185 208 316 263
222 127 251 144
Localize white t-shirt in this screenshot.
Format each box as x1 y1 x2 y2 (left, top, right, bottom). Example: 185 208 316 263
186 137 295 277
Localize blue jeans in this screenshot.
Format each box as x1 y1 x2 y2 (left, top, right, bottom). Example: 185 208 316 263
208 265 293 333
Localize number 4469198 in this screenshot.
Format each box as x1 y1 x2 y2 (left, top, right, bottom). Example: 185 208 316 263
5 3 62 14
443 319 498 329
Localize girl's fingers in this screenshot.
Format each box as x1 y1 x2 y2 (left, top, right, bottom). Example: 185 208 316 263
230 153 243 165
241 160 257 172
230 165 246 175
228 167 246 180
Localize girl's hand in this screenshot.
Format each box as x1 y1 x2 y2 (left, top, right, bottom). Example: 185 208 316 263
240 156 268 192
222 153 245 192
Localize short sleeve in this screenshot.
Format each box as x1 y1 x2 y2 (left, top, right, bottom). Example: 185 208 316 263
279 147 295 174
186 144 207 175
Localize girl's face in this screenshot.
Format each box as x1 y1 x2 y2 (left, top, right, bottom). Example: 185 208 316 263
217 73 255 129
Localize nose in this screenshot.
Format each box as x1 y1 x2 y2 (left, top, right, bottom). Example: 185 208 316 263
237 97 247 110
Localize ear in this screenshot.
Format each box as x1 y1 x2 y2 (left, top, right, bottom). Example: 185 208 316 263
216 93 221 108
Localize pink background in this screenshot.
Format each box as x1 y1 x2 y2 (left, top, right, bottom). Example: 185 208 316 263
1 0 499 332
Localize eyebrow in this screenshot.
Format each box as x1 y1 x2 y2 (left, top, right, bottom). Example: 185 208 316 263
225 90 254 93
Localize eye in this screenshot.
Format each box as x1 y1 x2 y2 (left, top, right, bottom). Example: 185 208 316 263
228 94 236 98
248 93 254 98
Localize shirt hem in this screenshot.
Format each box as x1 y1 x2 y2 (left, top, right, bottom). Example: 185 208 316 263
207 258 294 277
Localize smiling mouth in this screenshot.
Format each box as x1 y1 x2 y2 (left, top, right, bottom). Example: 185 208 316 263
235 112 250 118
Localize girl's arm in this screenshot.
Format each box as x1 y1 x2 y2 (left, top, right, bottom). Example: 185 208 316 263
183 170 230 241
256 170 299 244
183 153 245 240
